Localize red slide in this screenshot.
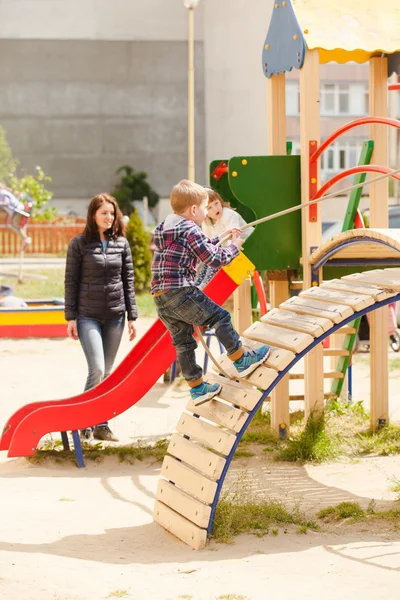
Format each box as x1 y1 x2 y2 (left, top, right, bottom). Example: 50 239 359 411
1 271 238 458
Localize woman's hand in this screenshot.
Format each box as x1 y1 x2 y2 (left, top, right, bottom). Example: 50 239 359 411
128 320 137 342
67 319 79 340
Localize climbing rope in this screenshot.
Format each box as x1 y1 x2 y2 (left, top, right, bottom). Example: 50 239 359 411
195 166 400 384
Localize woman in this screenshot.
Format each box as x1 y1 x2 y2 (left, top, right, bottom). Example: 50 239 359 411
65 193 137 442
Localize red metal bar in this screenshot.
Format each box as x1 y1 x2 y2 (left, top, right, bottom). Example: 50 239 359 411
310 117 400 165
388 83 400 91
312 165 400 200
252 270 268 316
211 161 229 181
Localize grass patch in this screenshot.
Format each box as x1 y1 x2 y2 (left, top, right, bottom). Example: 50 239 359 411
28 438 168 465
215 596 248 600
317 502 366 522
107 591 129 599
389 476 400 499
4 268 65 299
1 267 157 316
389 357 400 371
212 490 318 543
237 400 400 463
317 501 400 529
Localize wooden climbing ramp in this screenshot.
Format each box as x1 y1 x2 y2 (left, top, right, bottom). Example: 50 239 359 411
154 267 400 550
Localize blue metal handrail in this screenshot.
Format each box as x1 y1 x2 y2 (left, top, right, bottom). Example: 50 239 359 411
207 290 400 535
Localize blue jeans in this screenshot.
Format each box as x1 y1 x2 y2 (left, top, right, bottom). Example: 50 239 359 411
154 287 241 383
77 315 125 426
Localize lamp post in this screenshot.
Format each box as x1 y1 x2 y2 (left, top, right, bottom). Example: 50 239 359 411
184 0 200 181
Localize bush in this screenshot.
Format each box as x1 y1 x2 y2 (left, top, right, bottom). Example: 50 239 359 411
113 165 159 214
125 208 152 293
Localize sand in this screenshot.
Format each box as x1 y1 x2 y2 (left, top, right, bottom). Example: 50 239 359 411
1 319 400 600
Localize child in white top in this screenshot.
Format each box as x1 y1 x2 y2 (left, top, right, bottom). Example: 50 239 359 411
196 188 254 288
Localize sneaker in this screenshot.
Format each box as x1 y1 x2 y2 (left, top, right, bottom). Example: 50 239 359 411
93 425 119 442
80 428 93 442
233 345 271 377
190 382 222 406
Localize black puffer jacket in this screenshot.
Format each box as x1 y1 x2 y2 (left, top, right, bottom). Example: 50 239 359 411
64 233 137 321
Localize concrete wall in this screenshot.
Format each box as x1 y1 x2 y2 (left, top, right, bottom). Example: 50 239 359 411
203 0 273 167
0 0 206 208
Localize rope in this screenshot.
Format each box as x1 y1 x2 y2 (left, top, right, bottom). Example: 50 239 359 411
218 165 400 245
195 165 400 385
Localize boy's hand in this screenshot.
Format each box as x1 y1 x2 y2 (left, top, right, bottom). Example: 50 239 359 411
224 227 242 240
232 237 244 250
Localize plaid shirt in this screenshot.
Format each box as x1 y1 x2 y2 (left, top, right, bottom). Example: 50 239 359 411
151 215 239 294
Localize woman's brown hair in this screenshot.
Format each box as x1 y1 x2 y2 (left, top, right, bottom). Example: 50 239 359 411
83 193 125 242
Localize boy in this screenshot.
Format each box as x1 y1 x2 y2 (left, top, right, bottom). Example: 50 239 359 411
151 180 270 406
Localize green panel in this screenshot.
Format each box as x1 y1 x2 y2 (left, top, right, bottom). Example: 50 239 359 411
342 141 374 232
228 155 302 271
209 160 256 224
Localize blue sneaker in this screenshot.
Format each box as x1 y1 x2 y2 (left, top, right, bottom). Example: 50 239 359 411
233 345 271 377
190 382 222 406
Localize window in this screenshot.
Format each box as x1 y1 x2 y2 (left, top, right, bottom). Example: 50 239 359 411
321 82 368 116
319 140 365 182
286 81 300 116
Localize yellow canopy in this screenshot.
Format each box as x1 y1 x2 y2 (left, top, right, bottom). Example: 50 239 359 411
292 0 400 63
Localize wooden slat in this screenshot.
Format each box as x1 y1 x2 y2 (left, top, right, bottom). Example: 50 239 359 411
281 296 354 323
262 308 333 337
176 413 236 456
244 321 314 353
323 348 350 357
289 371 344 380
338 326 357 334
215 354 278 391
154 501 207 550
204 373 262 411
161 456 217 504
342 270 400 291
156 480 211 529
240 337 295 371
167 433 225 481
186 398 248 433
299 287 374 311
289 393 336 401
320 278 394 302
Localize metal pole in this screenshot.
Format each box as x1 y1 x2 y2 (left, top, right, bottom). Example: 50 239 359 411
187 6 195 181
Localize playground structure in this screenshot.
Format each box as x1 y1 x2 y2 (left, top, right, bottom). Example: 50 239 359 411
0 299 67 338
2 0 400 551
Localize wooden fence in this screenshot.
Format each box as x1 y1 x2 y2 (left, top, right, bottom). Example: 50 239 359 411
0 220 86 256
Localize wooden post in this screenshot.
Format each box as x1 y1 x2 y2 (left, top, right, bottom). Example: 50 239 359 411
267 74 290 436
369 57 389 430
233 278 252 336
269 277 290 436
299 49 324 419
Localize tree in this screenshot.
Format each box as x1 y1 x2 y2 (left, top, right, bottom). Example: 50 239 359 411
10 166 56 221
125 207 152 293
113 165 159 214
0 126 55 220
0 125 17 184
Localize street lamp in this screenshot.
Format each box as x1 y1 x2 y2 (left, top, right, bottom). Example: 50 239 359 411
183 0 200 181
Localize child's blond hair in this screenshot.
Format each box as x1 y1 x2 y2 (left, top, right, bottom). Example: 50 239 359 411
170 179 208 214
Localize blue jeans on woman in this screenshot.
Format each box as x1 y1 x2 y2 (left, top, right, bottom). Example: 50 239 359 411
154 286 241 383
77 314 125 426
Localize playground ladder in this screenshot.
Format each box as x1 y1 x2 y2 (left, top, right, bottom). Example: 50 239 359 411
154 269 400 549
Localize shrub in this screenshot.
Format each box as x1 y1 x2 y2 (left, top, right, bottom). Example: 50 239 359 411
113 165 159 214
125 207 152 293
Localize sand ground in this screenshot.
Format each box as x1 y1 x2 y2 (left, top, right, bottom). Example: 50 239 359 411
1 318 400 600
